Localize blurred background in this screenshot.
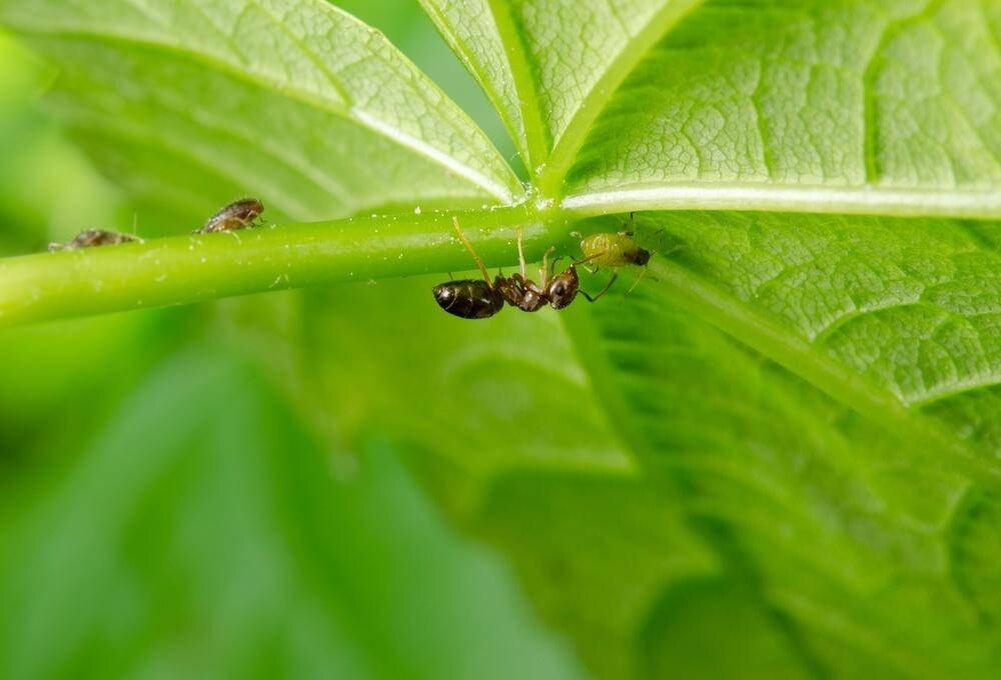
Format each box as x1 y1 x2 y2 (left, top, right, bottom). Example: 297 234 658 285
0 2 593 678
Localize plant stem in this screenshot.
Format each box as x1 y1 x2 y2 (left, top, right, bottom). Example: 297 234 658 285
0 205 572 328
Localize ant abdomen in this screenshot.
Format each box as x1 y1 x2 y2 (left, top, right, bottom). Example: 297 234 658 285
433 279 505 319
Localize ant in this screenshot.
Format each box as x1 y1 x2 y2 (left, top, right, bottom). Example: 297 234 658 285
196 198 264 234
433 217 613 319
48 229 140 252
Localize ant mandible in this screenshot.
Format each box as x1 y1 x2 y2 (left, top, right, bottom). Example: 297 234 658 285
433 217 613 319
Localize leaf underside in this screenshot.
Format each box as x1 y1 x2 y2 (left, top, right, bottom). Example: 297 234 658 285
2 0 1001 677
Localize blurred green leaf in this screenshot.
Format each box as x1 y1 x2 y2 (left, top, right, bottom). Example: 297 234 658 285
293 253 1001 676
0 308 192 466
0 32 122 253
0 0 522 225
0 349 582 680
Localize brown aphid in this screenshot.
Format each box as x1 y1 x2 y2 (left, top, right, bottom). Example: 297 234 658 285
196 198 264 234
48 229 139 252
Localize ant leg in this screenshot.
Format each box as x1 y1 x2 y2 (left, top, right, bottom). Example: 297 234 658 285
579 272 618 303
452 216 493 287
625 266 647 295
516 226 527 279
548 254 566 278
540 246 555 286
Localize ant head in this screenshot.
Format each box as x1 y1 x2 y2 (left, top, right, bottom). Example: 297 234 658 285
547 266 579 309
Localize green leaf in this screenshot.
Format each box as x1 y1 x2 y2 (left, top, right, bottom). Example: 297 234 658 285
561 0 1001 216
0 349 581 680
426 0 1001 215
293 262 1001 677
0 0 523 223
419 0 703 177
292 279 831 678
3 1 1001 678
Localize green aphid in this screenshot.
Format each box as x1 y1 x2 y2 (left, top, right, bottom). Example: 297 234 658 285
575 229 652 295
578 231 651 268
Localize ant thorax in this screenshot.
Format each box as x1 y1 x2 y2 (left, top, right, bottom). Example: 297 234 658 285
497 274 546 312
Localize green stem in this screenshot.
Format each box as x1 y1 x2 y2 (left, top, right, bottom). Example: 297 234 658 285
0 204 573 328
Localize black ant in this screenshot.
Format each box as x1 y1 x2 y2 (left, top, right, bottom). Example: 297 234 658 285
433 217 613 319
196 198 264 234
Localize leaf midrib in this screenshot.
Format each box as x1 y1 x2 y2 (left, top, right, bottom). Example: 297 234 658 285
559 183 1001 220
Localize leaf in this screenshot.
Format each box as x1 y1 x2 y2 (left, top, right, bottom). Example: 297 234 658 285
419 0 703 176
0 349 582 680
292 279 829 678
293 263 1001 677
0 0 523 224
561 0 1001 216
4 0 1001 678
426 0 1001 215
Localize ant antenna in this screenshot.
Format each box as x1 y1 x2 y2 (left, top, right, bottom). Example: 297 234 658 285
548 254 566 277
452 217 493 287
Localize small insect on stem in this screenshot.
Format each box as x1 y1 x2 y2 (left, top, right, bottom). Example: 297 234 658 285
48 229 141 252
195 198 264 234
